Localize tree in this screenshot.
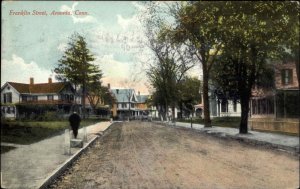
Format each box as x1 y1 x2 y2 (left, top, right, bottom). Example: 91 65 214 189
212 2 298 133
146 36 194 121
101 86 116 109
159 1 225 127
54 33 102 118
277 2 300 88
177 76 202 118
87 83 116 116
143 7 195 122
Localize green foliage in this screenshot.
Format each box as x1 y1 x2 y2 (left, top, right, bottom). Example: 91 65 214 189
54 33 102 86
145 1 299 131
216 2 299 133
101 86 116 107
54 33 103 117
164 1 226 126
177 77 201 116
147 57 178 107
176 116 241 128
1 119 100 145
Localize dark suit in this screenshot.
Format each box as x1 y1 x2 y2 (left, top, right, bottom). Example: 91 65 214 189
69 113 81 138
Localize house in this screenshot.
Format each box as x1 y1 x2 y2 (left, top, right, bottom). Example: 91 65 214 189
249 61 299 135
110 88 153 120
110 88 139 119
194 92 241 118
1 77 79 119
136 92 153 118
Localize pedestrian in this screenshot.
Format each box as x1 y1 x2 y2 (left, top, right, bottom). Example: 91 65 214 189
68 112 81 138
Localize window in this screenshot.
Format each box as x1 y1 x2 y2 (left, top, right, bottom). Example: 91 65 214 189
70 95 74 101
233 100 237 112
221 99 227 112
47 95 54 101
7 107 11 114
65 94 69 101
131 103 135 108
3 93 12 103
253 98 274 115
281 69 293 85
22 95 27 102
122 103 127 108
32 96 38 101
252 100 257 114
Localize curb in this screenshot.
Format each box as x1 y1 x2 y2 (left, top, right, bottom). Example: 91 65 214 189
163 122 299 155
201 130 299 155
38 123 114 189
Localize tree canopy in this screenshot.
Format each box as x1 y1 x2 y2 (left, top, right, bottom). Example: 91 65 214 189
54 33 102 118
143 1 299 132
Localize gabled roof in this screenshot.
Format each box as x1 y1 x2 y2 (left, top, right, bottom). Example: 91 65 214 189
6 82 29 93
6 82 69 94
110 89 137 103
137 95 149 103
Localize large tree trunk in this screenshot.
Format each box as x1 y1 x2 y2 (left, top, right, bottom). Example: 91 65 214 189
202 69 212 127
171 105 175 123
179 102 183 119
239 95 250 134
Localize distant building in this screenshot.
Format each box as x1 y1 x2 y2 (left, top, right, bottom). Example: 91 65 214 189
1 77 79 119
110 88 151 119
194 93 241 118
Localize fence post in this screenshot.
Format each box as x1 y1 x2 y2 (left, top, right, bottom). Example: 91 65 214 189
83 127 87 142
64 129 71 155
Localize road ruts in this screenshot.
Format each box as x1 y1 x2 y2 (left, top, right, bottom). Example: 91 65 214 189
50 121 299 189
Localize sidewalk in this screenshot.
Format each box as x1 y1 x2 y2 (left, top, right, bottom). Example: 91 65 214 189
173 121 299 153
1 121 112 189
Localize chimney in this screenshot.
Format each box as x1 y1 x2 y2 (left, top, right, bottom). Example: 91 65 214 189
107 83 110 89
30 77 34 85
48 78 52 84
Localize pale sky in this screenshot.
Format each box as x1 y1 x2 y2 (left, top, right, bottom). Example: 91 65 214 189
1 1 201 94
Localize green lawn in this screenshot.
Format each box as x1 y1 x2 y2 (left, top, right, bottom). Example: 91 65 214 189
177 117 241 128
1 119 104 145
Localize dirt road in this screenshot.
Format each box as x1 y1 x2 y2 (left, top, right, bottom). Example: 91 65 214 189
50 121 299 189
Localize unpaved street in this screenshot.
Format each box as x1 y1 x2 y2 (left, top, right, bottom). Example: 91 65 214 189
50 121 299 189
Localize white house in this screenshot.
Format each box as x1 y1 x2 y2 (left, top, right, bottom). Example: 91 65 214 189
194 93 241 118
1 77 79 119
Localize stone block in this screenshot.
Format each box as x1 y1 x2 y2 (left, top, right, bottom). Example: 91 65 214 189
70 139 83 148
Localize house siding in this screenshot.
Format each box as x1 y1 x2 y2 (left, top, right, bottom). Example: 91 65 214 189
249 61 299 135
1 83 20 104
1 80 79 119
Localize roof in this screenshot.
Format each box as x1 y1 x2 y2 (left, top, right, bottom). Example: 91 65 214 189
6 82 69 94
137 95 149 103
110 89 136 103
